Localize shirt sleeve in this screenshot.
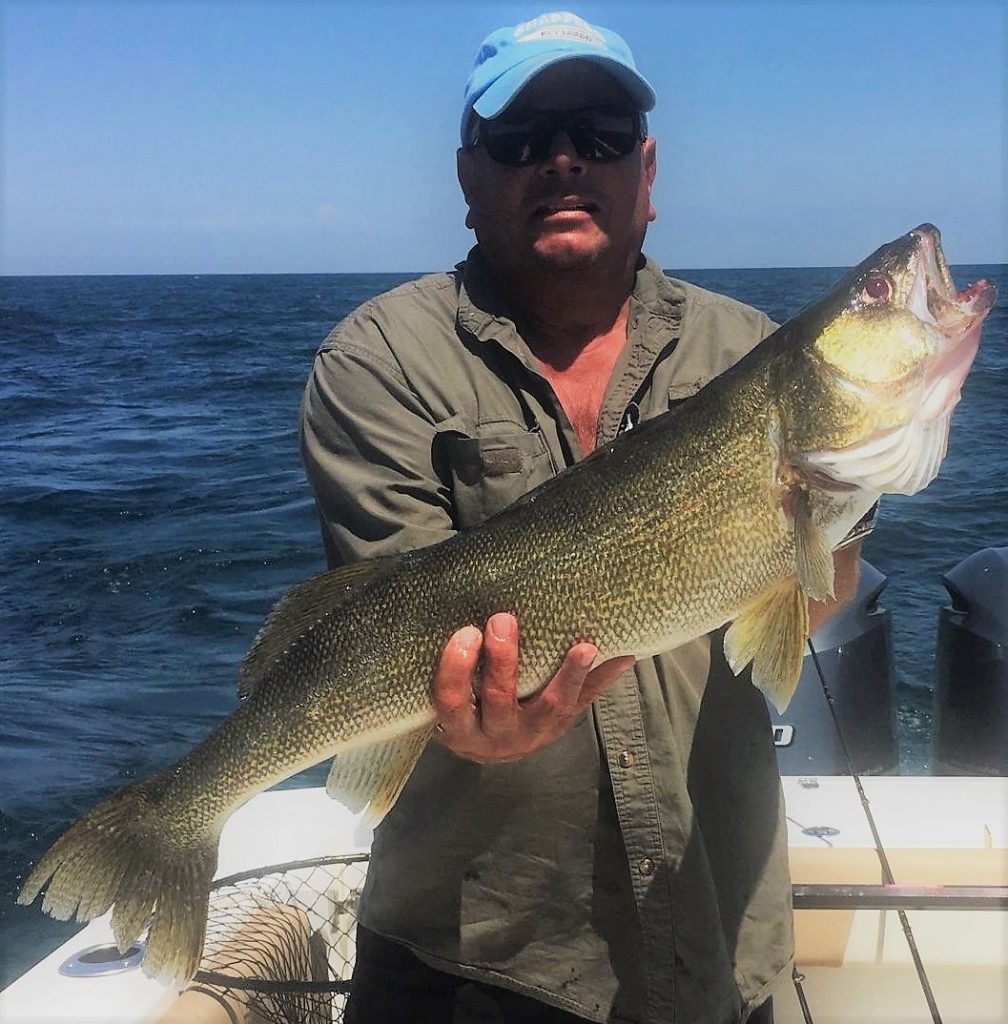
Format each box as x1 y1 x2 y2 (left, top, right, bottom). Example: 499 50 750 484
299 322 457 569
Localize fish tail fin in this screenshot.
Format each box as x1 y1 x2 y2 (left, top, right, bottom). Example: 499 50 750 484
17 770 218 983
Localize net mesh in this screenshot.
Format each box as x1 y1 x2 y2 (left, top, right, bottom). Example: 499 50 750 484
189 854 369 1024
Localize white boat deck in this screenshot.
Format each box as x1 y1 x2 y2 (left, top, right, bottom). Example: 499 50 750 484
777 776 1008 1023
2 777 1006 1023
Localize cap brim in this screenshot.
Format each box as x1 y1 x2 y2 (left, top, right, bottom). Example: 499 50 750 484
472 52 656 120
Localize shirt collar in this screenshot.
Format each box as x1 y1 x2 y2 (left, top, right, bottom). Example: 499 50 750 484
456 246 515 340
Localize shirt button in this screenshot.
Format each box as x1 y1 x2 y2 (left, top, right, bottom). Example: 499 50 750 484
638 857 655 877
617 750 636 769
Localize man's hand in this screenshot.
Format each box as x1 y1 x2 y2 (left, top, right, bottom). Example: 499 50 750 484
432 612 635 764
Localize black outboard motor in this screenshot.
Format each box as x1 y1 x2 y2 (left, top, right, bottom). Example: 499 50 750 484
768 559 899 775
933 547 1008 775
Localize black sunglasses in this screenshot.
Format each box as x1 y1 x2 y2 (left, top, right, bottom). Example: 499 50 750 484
470 106 645 167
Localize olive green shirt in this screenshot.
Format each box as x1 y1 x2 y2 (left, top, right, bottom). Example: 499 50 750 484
300 248 793 1024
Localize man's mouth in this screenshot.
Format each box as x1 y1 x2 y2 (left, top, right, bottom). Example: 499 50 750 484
533 200 599 218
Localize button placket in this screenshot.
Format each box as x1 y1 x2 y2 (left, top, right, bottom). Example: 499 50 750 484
596 685 666 882
595 677 675 1020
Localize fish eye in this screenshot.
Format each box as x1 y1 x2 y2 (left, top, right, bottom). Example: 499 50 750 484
861 273 893 304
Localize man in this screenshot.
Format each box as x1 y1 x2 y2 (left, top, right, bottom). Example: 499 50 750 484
301 12 861 1023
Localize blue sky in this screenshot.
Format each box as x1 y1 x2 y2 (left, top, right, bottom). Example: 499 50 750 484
2 1 1005 274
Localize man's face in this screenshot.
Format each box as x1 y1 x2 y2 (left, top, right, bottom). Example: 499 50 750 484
457 62 657 278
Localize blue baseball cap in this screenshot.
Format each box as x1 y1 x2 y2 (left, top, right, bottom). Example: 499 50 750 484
461 11 655 145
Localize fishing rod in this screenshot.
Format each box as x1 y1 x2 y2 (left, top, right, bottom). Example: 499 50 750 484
790 964 814 1024
801 636 944 1024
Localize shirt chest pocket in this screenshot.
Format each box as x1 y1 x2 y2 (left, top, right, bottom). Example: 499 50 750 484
439 425 556 530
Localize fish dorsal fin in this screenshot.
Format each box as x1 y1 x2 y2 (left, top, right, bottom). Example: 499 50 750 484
326 726 436 826
238 556 399 700
724 576 809 712
794 489 835 602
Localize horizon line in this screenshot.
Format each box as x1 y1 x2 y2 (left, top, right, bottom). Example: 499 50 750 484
3 261 1004 279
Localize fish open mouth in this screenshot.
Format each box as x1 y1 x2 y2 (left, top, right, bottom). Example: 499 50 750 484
907 225 996 423
909 223 996 338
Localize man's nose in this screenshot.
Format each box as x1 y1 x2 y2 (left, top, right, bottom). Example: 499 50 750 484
538 130 585 175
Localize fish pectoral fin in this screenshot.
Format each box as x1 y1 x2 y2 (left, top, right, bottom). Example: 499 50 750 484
326 725 436 826
238 555 400 700
794 489 835 602
724 577 809 713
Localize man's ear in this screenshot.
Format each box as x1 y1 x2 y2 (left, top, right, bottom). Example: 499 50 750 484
643 136 657 223
457 148 476 229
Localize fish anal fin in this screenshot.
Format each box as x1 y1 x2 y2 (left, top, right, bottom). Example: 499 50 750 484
724 577 809 713
238 556 400 700
794 489 835 602
326 726 436 827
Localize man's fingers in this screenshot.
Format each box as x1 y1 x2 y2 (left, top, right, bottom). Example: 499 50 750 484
579 655 636 705
432 625 483 732
479 613 520 738
524 648 634 726
525 642 598 721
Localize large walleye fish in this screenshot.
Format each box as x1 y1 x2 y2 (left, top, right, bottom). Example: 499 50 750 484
19 224 995 982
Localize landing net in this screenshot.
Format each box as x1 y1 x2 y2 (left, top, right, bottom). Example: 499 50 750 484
190 854 369 1024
